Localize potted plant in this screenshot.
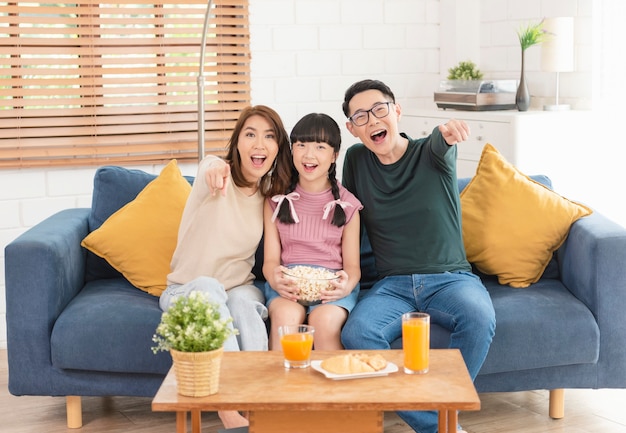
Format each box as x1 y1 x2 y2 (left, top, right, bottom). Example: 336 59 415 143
152 291 238 397
442 61 488 95
515 20 548 111
447 60 484 81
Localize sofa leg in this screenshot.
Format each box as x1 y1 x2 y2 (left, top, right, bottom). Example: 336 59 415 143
549 389 565 419
67 396 83 428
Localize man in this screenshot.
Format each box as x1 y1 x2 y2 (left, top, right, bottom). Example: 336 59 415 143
340 79 496 433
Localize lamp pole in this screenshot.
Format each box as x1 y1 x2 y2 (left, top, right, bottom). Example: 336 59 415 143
197 0 214 162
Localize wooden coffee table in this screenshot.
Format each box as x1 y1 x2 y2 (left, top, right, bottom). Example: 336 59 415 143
152 349 479 433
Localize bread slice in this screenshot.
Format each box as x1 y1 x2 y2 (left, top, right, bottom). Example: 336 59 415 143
357 353 387 371
321 353 387 374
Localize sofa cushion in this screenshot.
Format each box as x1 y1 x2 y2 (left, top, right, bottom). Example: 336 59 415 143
82 160 191 296
478 276 600 375
86 166 158 282
51 279 172 375
85 163 194 282
463 174 562 280
390 277 600 373
460 144 592 288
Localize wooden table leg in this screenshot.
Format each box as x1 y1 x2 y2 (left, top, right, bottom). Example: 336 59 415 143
191 410 201 433
438 410 448 433
438 409 459 433
448 410 458 433
176 411 187 433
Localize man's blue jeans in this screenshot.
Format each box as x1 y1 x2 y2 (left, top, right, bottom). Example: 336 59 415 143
341 271 496 433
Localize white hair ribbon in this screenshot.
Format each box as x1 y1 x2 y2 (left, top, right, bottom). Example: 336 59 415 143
271 192 301 223
322 199 353 220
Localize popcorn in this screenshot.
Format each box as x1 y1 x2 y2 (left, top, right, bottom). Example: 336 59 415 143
282 265 338 304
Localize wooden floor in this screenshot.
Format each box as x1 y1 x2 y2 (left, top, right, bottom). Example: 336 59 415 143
2 349 626 433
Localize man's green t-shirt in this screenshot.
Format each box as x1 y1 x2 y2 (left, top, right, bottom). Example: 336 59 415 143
342 128 471 277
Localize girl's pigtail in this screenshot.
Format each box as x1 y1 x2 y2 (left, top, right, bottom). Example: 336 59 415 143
329 163 346 227
276 174 299 224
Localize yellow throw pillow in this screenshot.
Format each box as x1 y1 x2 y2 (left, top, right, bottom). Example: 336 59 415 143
460 144 592 288
81 160 191 296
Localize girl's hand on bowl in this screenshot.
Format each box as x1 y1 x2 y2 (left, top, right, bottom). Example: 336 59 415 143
274 265 299 302
321 270 350 302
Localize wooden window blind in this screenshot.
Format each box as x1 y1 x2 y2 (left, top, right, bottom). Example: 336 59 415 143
0 0 250 168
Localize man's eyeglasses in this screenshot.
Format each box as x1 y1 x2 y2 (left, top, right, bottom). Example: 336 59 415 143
348 101 393 126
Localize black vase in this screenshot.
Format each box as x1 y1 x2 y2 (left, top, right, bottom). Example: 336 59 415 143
516 50 530 111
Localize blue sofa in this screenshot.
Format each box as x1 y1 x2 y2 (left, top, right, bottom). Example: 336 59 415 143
6 165 626 428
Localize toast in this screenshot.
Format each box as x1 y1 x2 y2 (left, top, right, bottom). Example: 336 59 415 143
321 353 388 374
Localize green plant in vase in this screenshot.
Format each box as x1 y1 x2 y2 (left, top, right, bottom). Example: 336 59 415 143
518 20 549 51
516 20 548 111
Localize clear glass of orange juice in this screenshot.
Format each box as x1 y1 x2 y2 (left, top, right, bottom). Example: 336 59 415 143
278 324 315 368
402 312 430 374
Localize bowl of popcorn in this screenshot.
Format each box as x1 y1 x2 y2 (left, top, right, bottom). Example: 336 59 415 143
282 265 339 306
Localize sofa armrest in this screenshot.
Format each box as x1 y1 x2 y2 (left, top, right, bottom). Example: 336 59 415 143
5 208 90 395
558 210 626 385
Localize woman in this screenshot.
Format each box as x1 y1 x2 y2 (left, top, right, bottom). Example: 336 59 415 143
159 105 292 429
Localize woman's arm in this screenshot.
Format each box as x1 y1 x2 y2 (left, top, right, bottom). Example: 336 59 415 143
201 156 231 196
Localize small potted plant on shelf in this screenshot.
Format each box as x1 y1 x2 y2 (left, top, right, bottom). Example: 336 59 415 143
447 60 484 81
444 60 485 93
152 291 238 397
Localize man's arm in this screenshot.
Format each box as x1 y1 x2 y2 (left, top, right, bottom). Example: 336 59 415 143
438 119 471 145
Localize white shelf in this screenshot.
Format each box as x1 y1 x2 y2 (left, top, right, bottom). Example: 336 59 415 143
402 109 592 181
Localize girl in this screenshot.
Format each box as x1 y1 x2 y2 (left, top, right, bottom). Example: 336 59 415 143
159 105 292 429
262 113 362 350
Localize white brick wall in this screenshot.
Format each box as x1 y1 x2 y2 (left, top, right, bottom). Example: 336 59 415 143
0 0 607 349
0 163 198 350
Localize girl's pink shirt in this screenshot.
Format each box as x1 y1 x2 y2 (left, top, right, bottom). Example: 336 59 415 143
268 184 362 270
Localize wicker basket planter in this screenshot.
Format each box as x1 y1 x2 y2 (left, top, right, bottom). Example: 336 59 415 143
170 347 224 397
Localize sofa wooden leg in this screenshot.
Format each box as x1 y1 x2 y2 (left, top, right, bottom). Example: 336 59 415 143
67 396 83 428
549 389 565 419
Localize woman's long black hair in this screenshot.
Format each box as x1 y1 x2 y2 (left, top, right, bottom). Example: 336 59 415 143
276 113 346 227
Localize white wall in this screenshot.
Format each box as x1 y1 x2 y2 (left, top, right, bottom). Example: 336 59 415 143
0 0 611 349
249 0 594 132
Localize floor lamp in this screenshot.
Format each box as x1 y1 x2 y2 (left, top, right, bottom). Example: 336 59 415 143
541 17 574 111
197 0 214 162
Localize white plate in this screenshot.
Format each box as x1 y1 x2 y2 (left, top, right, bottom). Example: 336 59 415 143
311 360 398 380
